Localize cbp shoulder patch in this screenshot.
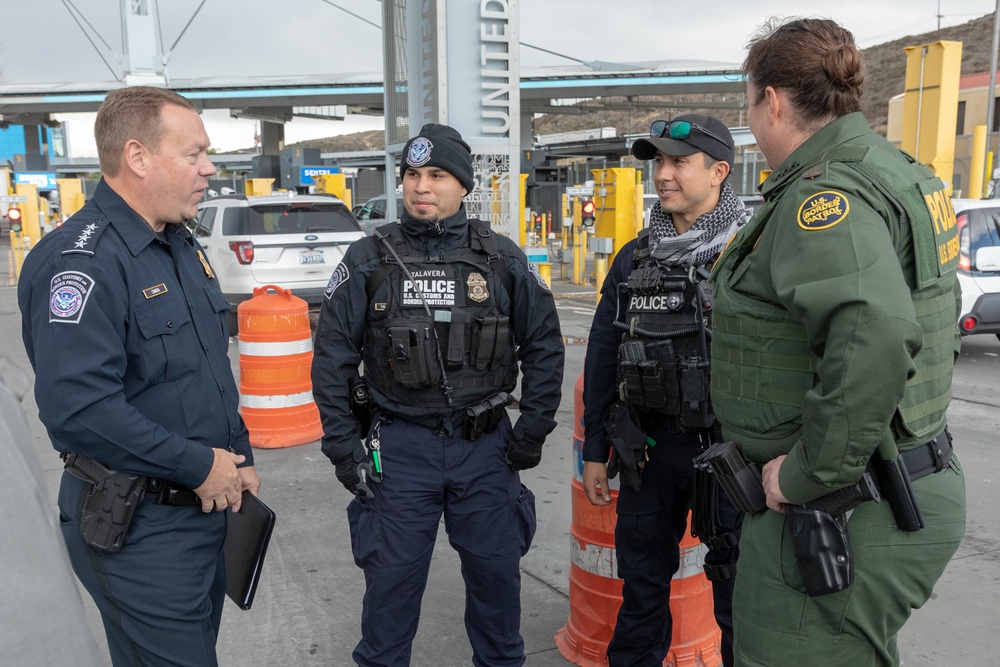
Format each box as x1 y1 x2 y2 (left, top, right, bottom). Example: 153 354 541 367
325 262 349 299
49 271 95 324
527 260 550 291
797 191 850 230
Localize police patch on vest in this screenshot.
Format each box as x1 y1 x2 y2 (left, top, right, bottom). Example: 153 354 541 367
325 262 349 299
528 261 550 291
406 137 433 167
49 270 95 324
402 268 457 306
629 293 685 312
797 191 850 230
467 272 489 303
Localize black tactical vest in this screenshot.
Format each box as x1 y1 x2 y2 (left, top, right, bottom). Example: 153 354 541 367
617 229 714 432
362 220 519 410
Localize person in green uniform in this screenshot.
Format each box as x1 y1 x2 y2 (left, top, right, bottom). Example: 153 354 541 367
710 17 967 666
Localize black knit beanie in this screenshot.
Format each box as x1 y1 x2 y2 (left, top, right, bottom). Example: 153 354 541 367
400 123 475 194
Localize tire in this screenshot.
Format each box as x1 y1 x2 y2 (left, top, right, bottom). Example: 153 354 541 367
227 309 240 338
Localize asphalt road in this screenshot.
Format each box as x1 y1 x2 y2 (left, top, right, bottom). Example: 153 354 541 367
2 265 998 666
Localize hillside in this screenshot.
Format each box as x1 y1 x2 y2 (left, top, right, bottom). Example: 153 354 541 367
288 14 998 151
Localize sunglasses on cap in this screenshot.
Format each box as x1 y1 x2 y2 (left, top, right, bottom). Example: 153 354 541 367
650 119 730 148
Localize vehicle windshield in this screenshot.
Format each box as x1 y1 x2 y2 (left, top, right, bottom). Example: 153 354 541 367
222 203 360 235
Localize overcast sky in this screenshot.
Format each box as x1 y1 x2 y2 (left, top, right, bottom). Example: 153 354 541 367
1 0 996 156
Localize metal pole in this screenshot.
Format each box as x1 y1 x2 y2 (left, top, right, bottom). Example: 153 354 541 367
916 47 928 160
986 1 1000 159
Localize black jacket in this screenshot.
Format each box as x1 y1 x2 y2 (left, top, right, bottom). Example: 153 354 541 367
312 204 564 464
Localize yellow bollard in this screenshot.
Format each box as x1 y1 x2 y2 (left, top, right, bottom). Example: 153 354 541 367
594 255 607 307
537 262 552 289
985 152 995 198
245 178 275 197
970 125 987 201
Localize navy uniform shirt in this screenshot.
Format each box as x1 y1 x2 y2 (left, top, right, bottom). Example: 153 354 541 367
18 179 252 490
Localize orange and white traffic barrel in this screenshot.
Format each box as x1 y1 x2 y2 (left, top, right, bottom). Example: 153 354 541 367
555 372 721 667
237 285 323 448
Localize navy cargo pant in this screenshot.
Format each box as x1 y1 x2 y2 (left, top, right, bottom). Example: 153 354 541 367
58 471 227 667
607 431 740 667
347 415 537 667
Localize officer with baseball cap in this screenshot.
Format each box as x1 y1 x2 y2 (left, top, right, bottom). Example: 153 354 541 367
583 114 747 666
312 123 565 666
632 114 735 167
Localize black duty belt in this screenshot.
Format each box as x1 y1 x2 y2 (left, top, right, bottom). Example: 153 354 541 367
898 430 953 481
62 452 201 507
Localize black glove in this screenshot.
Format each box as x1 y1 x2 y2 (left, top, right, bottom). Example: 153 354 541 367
505 434 544 471
335 457 362 495
332 435 373 498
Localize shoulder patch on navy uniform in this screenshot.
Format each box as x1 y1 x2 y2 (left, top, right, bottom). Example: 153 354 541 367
61 219 109 256
325 262 349 299
527 260 550 291
49 271 95 324
797 191 850 230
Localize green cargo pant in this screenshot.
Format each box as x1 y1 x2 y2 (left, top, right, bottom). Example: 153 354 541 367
732 456 966 667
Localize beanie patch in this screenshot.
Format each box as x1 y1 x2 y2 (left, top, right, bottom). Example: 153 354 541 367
406 137 433 167
399 123 476 193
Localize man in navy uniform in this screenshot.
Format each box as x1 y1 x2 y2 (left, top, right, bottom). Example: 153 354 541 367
312 123 564 666
18 86 257 667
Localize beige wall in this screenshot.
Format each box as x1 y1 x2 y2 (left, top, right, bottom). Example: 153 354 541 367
887 83 1000 197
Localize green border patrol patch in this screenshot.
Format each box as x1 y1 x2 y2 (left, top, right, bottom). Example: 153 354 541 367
797 191 850 230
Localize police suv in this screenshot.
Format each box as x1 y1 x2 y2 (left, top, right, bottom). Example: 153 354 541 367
188 192 364 333
953 198 1000 341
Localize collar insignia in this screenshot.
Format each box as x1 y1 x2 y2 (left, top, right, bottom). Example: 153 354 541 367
197 250 215 279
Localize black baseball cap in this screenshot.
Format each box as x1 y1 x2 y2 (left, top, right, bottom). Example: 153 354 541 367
631 114 734 168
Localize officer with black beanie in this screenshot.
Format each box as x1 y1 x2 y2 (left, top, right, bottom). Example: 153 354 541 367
313 122 565 667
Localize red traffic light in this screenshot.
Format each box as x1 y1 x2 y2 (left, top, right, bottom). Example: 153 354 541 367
7 206 23 233
580 199 596 227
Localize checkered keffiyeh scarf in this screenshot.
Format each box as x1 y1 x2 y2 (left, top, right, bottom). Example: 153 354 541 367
647 182 750 268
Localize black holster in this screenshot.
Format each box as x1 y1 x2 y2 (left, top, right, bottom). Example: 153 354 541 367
463 392 510 441
349 375 374 439
785 475 881 596
785 506 853 596
65 453 147 553
605 401 650 493
869 453 925 531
